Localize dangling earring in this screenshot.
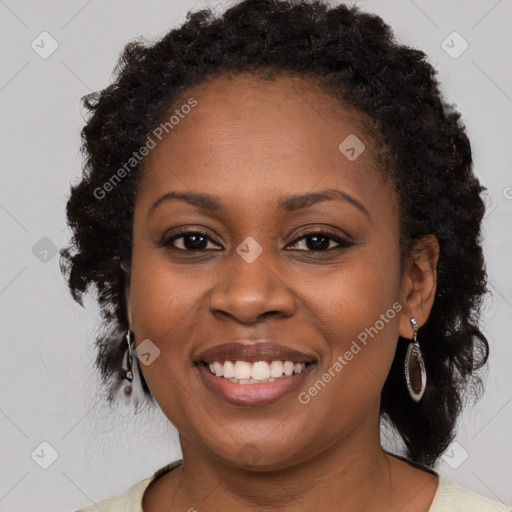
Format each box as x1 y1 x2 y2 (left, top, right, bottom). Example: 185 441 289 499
405 317 426 402
119 328 134 395
117 327 146 407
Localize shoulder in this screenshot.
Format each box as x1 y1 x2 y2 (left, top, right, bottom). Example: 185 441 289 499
73 460 183 512
73 478 149 512
430 475 511 512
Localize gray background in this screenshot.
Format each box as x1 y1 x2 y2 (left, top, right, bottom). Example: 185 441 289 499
0 0 511 510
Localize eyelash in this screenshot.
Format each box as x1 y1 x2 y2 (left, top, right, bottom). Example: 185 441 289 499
162 229 354 253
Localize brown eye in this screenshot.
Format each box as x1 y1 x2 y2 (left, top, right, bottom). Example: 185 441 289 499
163 231 222 251
287 231 354 252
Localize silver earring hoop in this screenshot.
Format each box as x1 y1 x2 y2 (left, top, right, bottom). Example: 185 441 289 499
405 318 427 402
116 327 145 408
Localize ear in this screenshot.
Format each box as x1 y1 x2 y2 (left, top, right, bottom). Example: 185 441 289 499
398 234 439 339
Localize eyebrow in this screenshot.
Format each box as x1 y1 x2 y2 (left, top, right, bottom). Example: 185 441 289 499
147 187 370 219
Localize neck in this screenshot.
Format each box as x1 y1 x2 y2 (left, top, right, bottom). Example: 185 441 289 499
172 423 394 511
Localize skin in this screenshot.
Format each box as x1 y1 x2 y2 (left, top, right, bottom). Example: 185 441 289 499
124 73 440 511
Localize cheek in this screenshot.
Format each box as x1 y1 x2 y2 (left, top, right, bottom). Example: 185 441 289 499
127 249 202 392
308 247 400 338
128 254 206 424
306 246 402 392
130 246 206 337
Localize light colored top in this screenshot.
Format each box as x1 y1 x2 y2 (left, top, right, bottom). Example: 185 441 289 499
75 459 510 512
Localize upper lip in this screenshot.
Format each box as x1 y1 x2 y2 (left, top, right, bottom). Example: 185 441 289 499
195 341 317 364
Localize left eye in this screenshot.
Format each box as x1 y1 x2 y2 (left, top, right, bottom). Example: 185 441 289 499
287 232 353 252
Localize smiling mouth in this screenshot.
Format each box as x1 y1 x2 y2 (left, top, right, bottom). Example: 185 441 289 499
196 360 316 406
198 360 315 385
194 341 318 405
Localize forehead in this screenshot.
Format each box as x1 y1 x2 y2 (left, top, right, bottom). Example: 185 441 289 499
136 72 390 216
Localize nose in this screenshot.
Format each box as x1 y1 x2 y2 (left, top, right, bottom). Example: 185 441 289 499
208 248 297 324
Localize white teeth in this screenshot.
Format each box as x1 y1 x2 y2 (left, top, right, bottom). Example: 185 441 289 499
206 359 309 381
229 377 277 384
269 360 284 378
213 361 223 377
283 361 294 376
223 360 235 379
233 361 252 379
251 361 271 381
294 363 305 374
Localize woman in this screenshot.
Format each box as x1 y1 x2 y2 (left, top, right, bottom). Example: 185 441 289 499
60 0 508 510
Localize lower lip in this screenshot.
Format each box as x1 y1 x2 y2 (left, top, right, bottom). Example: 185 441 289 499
197 363 315 406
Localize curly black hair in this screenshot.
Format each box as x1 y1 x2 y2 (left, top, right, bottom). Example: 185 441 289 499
60 0 489 468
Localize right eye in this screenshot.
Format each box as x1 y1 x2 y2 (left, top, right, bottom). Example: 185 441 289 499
162 230 223 252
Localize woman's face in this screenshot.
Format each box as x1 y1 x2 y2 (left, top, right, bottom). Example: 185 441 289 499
127 73 416 469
